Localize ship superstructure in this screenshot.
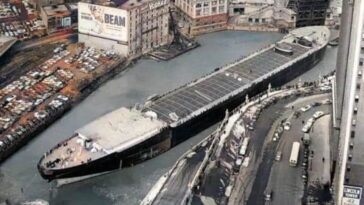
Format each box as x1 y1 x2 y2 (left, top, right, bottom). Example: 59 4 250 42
38 26 330 181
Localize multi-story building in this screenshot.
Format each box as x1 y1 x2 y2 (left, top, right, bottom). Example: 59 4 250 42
29 0 79 10
78 0 170 57
174 0 228 36
333 0 364 204
287 0 329 27
229 0 274 17
324 0 342 29
229 0 296 32
40 4 74 33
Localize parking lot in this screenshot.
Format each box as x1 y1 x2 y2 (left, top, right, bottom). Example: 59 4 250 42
0 0 46 40
0 43 121 158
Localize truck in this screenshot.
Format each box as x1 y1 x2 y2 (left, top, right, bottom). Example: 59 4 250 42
289 142 300 167
239 137 250 156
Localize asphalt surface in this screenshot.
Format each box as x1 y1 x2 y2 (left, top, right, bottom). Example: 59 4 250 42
152 142 209 205
266 93 332 205
246 95 299 205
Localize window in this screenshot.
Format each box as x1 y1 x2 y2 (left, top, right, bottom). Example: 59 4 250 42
348 154 353 161
212 7 217 14
248 18 253 22
218 5 224 13
196 3 201 8
360 58 364 66
219 0 224 4
203 7 209 15
262 18 266 23
212 1 217 5
255 18 259 23
203 2 209 7
196 9 201 16
349 142 354 150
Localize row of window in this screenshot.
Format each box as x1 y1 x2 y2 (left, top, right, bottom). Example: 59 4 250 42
248 18 267 24
196 0 225 8
195 5 225 16
345 49 364 184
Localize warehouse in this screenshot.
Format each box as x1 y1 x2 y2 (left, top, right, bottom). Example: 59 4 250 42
78 0 170 57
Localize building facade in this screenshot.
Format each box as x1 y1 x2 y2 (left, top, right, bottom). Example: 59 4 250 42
228 0 296 32
334 0 364 205
78 0 170 57
122 0 170 56
174 0 228 36
287 0 329 27
324 0 342 29
40 4 73 33
29 0 79 10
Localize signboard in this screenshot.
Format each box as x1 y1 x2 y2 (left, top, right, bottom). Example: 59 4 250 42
142 0 168 12
342 185 362 205
78 2 128 42
62 17 71 27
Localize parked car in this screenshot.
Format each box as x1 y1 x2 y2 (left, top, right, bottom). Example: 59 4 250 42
275 151 282 161
264 190 273 201
283 122 291 130
313 111 324 119
300 105 312 112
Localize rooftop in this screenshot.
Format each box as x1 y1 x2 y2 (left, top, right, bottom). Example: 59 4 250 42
42 4 71 17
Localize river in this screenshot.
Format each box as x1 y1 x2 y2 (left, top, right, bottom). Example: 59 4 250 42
0 30 338 205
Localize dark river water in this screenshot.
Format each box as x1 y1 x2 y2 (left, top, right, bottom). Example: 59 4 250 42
0 30 338 205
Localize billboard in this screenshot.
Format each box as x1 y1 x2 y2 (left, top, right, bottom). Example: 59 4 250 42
342 185 362 205
78 2 128 42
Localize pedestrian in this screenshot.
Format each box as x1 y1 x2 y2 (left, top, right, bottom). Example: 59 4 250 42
322 157 325 162
302 120 305 124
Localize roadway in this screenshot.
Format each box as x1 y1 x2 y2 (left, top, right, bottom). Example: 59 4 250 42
151 141 211 205
266 93 332 205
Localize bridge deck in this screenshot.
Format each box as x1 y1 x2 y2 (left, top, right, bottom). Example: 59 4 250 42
144 43 309 123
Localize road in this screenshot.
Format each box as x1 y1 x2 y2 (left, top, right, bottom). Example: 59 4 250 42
246 95 300 205
152 142 209 205
266 93 332 205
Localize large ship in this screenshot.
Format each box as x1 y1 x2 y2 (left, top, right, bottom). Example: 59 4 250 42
38 26 330 181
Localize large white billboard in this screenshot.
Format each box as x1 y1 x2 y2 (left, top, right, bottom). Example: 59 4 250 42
78 2 128 42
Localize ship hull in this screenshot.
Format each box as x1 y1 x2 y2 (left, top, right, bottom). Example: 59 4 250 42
38 128 171 180
171 46 326 145
39 38 328 181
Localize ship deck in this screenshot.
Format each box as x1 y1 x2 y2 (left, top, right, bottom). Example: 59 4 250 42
143 27 330 125
76 107 167 153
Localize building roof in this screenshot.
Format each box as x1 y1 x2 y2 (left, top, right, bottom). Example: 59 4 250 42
42 4 71 17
